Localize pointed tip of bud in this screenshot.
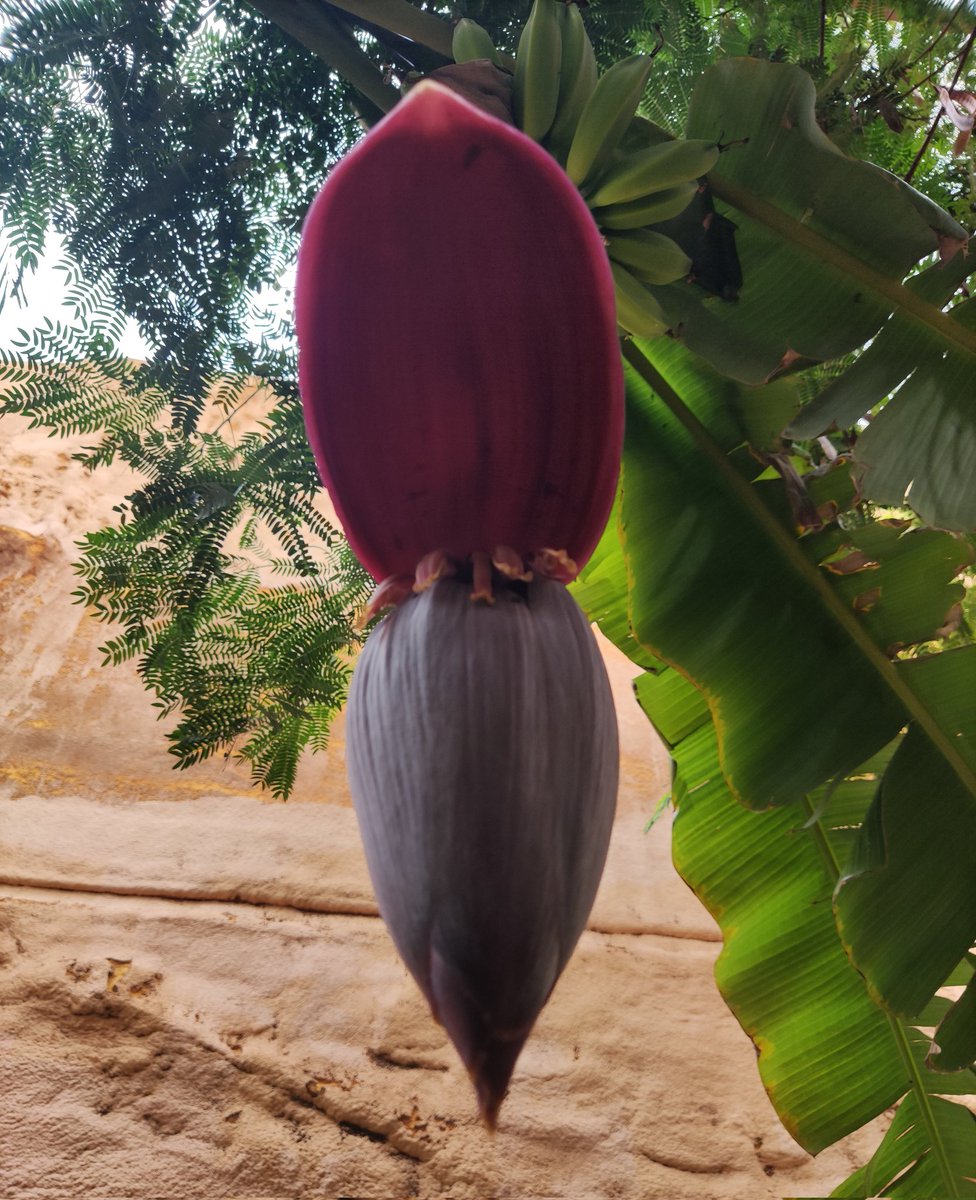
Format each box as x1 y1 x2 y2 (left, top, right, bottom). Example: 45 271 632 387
473 1052 518 1132
472 1043 524 1132
428 945 534 1131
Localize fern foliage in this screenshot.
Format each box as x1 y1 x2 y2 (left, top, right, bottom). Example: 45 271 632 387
56 364 372 798
0 0 384 794
0 284 371 798
2 328 372 796
0 0 362 372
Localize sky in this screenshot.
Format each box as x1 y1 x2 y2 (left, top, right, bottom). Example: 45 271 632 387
0 12 150 361
0 229 150 360
0 226 298 364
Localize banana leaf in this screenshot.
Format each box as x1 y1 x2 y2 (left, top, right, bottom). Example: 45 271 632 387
572 338 976 1160
640 664 906 1152
582 588 976 1176
644 57 976 534
571 499 662 672
834 648 976 1016
786 254 976 436
618 339 973 811
829 1091 976 1197
619 340 976 1011
788 254 976 530
649 58 970 387
927 961 976 1074
667 682 976 1189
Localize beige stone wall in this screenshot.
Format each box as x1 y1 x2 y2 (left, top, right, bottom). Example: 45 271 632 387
0 411 882 1198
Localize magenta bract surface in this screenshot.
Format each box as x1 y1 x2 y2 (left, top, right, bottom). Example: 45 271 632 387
296 81 623 581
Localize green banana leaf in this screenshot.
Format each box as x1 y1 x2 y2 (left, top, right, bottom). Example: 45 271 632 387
834 648 976 1016
580 532 976 1190
618 338 972 809
786 253 975 435
571 501 662 672
648 58 970 387
626 640 976 1182
927 957 976 1074
639 664 906 1152
853 299 976 530
620 339 976 1012
571 336 976 1177
787 255 976 530
829 1092 976 1197
641 57 976 534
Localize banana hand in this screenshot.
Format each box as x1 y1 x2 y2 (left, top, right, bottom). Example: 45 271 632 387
587 138 720 208
566 55 653 188
592 181 699 229
610 262 670 339
545 2 598 164
606 230 692 285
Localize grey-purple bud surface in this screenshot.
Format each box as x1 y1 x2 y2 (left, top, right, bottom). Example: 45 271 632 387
345 575 619 1127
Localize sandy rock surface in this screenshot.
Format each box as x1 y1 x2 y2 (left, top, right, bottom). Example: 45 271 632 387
0 413 882 1197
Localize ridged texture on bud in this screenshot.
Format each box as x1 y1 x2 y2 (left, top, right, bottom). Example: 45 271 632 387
345 577 618 1126
296 81 623 582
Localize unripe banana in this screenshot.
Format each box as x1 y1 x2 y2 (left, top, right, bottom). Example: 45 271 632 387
566 55 653 188
619 113 675 156
452 18 500 66
592 180 699 229
545 2 598 163
610 262 669 339
606 230 692 285
513 0 562 142
587 138 720 208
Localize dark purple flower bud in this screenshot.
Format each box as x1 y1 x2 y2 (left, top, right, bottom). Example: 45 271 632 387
345 575 618 1126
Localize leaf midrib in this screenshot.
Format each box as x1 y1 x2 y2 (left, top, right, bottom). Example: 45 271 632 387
707 175 976 361
801 796 963 1199
622 340 976 815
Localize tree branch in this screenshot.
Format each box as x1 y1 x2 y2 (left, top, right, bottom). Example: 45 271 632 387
324 0 455 59
905 24 976 183
247 0 402 113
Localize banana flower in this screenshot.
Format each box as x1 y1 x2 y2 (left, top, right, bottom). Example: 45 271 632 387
296 81 623 1126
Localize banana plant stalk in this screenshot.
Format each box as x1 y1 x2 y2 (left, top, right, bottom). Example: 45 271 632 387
295 80 623 1125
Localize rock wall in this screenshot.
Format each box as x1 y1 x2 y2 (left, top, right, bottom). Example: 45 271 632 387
0 411 883 1198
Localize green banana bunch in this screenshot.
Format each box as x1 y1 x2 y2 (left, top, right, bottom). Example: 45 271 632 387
513 0 562 142
605 230 691 285
592 181 699 230
610 263 669 339
565 55 653 188
586 138 720 208
545 2 598 164
500 2 725 341
452 18 501 66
